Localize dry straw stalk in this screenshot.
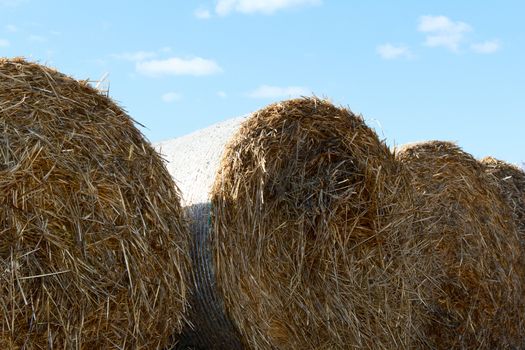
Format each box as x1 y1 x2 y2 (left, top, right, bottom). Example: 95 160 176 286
210 98 419 349
396 141 525 349
481 156 525 241
0 58 190 349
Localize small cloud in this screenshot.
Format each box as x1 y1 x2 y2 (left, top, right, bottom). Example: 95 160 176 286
216 0 322 16
111 51 157 62
88 58 108 66
136 57 223 77
217 90 227 98
247 85 309 99
161 92 182 103
5 24 17 32
0 0 27 6
28 34 47 43
45 49 55 58
159 46 172 53
99 21 111 31
376 43 413 60
418 15 471 51
471 40 501 54
0 38 9 47
195 7 212 19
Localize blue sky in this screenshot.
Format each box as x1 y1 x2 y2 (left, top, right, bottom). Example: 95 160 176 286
1 0 523 165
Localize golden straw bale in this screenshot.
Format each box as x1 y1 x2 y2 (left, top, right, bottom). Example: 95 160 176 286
481 157 525 337
210 98 418 349
481 156 525 239
396 141 525 349
0 58 189 349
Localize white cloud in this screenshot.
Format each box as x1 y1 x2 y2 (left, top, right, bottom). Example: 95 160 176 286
217 90 227 98
216 0 321 16
195 8 212 19
5 24 17 32
248 85 309 99
418 15 472 51
136 57 223 77
376 43 413 60
161 92 182 103
111 51 157 62
0 38 9 47
471 40 501 54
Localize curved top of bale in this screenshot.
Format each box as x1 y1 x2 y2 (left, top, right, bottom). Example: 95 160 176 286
211 98 417 349
155 115 248 206
481 156 525 235
0 58 189 349
396 141 524 349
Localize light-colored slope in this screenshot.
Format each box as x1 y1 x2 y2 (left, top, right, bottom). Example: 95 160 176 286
154 116 248 206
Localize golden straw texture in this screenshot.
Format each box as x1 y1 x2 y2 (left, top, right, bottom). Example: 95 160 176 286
396 141 525 349
211 98 418 349
481 156 525 240
0 58 189 349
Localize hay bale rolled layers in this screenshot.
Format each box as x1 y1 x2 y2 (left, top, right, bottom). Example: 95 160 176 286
160 98 418 349
396 141 525 349
0 58 189 349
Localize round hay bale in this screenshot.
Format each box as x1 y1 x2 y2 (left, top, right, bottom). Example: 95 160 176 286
156 115 249 349
481 157 525 239
158 97 419 349
395 141 525 349
0 58 189 349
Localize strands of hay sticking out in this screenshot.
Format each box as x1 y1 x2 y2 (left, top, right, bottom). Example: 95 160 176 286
481 157 525 324
396 141 525 349
481 157 525 240
211 98 418 349
0 58 190 349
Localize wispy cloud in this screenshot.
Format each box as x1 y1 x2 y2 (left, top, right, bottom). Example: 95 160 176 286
99 21 111 31
136 57 223 77
161 92 182 103
217 91 227 98
0 38 9 47
111 51 157 62
418 15 471 51
471 40 501 54
195 7 212 19
248 85 309 99
216 0 321 16
28 34 47 43
376 43 413 60
5 24 17 32
0 0 27 6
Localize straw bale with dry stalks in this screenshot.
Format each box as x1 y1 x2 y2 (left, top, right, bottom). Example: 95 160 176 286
481 156 525 240
396 141 525 349
208 98 419 349
0 58 189 349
